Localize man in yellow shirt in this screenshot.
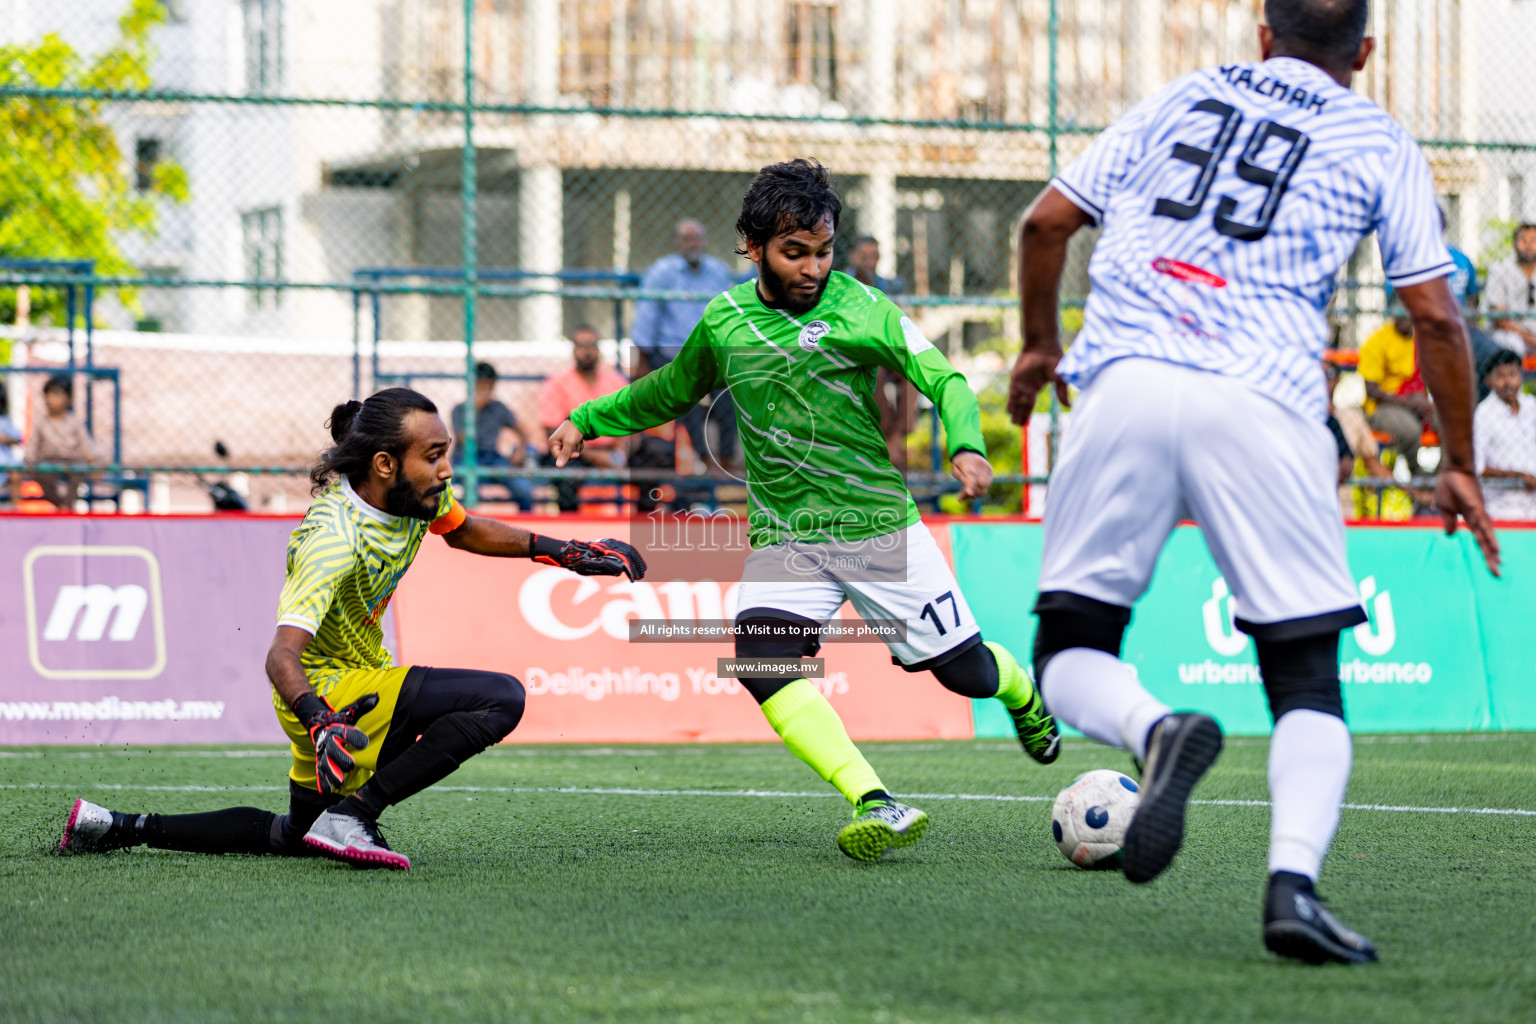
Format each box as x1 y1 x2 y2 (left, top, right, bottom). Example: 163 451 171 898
60 387 644 870
1358 316 1434 474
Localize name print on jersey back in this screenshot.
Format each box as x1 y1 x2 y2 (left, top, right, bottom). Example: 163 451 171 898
1216 63 1329 115
1054 55 1452 421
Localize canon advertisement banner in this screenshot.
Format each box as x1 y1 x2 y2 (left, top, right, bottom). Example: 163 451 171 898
392 520 976 744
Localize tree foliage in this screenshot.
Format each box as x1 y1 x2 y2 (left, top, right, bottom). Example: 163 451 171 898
0 0 188 322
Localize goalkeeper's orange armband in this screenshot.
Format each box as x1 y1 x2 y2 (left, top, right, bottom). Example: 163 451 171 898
429 496 467 535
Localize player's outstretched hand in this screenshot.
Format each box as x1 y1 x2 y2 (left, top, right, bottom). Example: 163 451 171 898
951 450 994 502
1437 468 1501 577
535 538 647 582
296 693 378 795
548 420 586 467
1007 349 1072 427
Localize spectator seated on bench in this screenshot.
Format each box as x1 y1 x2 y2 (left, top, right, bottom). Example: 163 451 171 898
0 381 21 504
1358 318 1436 476
451 361 535 511
1474 348 1536 521
25 374 98 511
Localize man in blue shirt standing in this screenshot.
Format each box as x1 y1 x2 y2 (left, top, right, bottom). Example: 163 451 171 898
632 219 738 471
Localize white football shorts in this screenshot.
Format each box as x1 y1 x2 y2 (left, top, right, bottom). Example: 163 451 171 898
735 522 982 669
1038 357 1364 637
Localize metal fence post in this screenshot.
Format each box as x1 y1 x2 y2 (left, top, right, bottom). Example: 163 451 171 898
1046 0 1062 474
460 0 480 509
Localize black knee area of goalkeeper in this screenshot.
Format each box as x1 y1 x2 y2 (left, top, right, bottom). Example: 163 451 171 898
929 640 1000 699
340 669 526 821
382 667 527 758
468 671 526 741
1255 631 1344 722
734 611 822 705
1031 591 1131 680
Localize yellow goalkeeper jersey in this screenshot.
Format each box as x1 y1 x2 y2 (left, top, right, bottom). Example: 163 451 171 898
274 477 464 698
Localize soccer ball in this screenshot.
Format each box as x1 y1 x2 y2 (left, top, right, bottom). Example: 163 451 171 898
1050 769 1141 869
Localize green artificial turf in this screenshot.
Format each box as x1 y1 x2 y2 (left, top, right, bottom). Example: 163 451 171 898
3 735 1534 1023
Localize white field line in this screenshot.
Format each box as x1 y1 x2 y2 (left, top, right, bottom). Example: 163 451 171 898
4 782 1535 817
2 732 1529 760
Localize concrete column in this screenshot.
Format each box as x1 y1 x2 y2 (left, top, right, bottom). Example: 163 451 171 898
864 1 897 280
521 0 563 342
864 171 898 281
1125 0 1162 103
526 0 559 105
612 189 632 271
520 162 563 342
865 0 894 119
1454 0 1481 255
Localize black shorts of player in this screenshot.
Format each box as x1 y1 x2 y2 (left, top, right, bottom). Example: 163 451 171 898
269 666 523 853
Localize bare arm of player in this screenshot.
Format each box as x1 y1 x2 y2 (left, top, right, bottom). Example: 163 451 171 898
265 625 319 710
1397 277 1502 577
440 516 537 556
1009 187 1095 426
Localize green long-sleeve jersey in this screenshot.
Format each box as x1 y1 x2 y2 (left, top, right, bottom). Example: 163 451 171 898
571 271 986 548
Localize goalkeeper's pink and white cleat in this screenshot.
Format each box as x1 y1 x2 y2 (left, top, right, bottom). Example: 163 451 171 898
60 798 123 852
303 809 410 870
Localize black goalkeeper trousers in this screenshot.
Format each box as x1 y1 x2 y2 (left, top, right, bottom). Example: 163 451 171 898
135 667 524 856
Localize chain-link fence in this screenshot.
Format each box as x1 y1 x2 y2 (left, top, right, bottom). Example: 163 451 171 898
0 0 1530 516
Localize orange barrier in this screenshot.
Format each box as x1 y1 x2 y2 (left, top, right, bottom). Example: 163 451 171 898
1325 348 1536 372
390 518 977 743
1371 429 1439 448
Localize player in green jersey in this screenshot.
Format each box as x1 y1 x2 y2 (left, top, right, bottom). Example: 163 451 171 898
549 160 1058 861
61 387 644 870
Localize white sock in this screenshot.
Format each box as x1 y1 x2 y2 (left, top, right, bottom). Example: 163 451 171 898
1268 709 1352 882
1039 648 1172 761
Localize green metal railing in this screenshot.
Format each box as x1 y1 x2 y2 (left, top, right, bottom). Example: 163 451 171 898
0 0 1525 516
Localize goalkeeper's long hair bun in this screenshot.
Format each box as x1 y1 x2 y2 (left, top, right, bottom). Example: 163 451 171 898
311 387 438 494
328 399 364 442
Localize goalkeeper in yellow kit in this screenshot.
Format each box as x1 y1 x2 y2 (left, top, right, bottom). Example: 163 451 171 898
61 387 644 870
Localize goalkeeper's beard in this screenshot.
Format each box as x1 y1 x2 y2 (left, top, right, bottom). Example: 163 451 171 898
385 477 443 521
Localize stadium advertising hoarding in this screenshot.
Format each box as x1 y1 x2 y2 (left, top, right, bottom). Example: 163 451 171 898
0 516 346 744
2 516 1529 745
953 523 1534 737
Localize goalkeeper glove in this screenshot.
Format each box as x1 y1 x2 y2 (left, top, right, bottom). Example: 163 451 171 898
530 535 647 581
292 692 379 795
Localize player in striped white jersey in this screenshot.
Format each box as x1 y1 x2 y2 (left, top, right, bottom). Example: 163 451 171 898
1008 0 1500 964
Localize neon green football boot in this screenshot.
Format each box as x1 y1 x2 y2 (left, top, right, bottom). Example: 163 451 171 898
836 798 928 862
986 641 1061 764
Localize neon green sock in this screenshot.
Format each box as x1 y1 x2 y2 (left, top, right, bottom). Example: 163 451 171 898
761 679 885 806
985 641 1037 710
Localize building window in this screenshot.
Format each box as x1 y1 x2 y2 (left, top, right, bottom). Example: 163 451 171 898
134 137 161 192
241 207 283 311
243 0 282 95
786 1 837 101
